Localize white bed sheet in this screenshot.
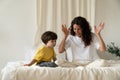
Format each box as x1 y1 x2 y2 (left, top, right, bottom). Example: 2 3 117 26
1 59 120 80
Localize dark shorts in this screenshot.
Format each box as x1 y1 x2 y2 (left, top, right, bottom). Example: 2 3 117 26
36 61 58 67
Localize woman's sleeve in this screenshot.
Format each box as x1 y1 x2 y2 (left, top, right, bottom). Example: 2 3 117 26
64 35 71 50
93 34 100 49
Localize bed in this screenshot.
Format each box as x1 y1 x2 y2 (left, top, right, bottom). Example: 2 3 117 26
1 59 120 80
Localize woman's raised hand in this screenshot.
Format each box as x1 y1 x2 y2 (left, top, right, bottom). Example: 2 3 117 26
94 22 105 35
62 24 70 36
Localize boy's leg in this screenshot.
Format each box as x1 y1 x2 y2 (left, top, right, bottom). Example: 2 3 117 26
37 62 58 67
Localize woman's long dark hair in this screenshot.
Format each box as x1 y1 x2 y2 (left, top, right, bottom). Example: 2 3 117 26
70 16 93 47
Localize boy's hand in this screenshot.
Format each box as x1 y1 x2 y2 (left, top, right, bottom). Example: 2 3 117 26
24 64 30 66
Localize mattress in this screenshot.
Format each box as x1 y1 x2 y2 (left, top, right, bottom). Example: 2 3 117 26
1 59 120 80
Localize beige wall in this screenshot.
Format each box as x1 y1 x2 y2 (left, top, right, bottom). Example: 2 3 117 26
95 0 120 59
0 0 37 71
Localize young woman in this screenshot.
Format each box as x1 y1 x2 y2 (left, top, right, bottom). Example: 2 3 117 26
59 16 106 61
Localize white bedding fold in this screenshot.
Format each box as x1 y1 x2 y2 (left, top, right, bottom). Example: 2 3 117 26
1 59 120 80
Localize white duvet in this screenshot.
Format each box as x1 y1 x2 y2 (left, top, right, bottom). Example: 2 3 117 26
1 59 120 80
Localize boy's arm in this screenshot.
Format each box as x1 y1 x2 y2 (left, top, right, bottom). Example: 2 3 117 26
53 57 57 62
24 59 37 66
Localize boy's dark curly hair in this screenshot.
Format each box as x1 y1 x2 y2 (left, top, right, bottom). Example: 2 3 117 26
41 31 57 44
70 16 92 47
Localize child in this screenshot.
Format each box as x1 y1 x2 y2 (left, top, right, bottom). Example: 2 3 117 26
24 31 58 67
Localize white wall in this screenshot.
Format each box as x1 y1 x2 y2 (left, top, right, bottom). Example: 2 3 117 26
0 0 36 71
95 0 120 59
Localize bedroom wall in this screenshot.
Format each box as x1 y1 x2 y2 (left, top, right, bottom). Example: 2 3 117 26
95 0 120 59
0 0 36 72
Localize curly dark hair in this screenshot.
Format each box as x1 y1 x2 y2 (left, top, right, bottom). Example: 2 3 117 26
41 31 57 44
70 16 93 47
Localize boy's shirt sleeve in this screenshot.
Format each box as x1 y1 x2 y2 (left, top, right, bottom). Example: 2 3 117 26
33 47 44 62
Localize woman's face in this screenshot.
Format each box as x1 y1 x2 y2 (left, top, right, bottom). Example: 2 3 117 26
73 24 82 37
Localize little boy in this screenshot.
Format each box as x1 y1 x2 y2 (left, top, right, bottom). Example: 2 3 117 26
24 31 58 67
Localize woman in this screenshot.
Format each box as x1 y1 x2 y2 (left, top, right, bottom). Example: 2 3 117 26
59 16 106 61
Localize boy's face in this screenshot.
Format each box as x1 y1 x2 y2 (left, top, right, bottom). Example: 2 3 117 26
46 39 56 48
